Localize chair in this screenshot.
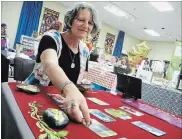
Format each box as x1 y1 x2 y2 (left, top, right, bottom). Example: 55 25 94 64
1 52 9 82
14 57 35 81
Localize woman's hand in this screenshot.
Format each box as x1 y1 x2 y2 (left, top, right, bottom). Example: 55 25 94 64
40 49 91 125
62 84 91 126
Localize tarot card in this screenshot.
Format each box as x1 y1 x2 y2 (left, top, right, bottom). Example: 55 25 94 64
85 119 117 137
47 93 65 104
87 97 109 105
89 109 116 122
132 121 166 136
120 106 144 116
105 108 132 120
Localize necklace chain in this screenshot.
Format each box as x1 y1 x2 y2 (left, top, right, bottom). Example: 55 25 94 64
69 49 75 63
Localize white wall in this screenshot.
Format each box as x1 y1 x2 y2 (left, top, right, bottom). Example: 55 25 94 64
1 1 67 47
147 41 175 61
122 34 141 54
1 1 23 48
122 34 175 61
1 1 176 62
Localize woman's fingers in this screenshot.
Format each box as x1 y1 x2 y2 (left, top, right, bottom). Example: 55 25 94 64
80 101 91 126
65 102 83 123
62 89 91 125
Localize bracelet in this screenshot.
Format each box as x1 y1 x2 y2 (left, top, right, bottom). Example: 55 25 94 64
61 81 73 93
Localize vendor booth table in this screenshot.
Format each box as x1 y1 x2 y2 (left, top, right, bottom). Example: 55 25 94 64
2 82 182 139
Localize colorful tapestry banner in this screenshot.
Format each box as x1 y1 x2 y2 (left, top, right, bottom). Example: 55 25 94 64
91 30 100 47
39 8 59 35
105 33 115 55
83 30 100 52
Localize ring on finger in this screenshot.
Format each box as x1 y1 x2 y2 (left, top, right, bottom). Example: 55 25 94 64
70 102 76 109
62 102 76 112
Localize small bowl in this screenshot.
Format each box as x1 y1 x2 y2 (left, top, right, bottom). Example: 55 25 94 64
16 84 40 95
76 84 92 94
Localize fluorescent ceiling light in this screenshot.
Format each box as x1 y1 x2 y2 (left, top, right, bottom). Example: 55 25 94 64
144 29 160 36
149 2 174 12
131 18 135 22
104 5 126 17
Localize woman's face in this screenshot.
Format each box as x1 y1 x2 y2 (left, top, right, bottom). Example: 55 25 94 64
1 26 6 33
71 9 94 39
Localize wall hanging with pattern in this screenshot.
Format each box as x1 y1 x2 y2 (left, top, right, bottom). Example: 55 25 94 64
104 33 116 55
39 8 60 35
91 30 100 47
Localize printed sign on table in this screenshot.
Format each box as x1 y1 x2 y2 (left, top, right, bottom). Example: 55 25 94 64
87 68 117 94
136 69 153 83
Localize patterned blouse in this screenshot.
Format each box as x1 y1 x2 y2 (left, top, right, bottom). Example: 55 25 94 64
24 30 90 86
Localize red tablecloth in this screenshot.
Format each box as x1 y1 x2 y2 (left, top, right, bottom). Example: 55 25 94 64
8 83 182 139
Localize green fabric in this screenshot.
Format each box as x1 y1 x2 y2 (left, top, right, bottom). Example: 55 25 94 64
167 41 182 80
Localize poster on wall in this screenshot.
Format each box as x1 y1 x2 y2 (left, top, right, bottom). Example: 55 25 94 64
91 30 100 47
83 30 101 52
104 33 115 55
39 8 60 35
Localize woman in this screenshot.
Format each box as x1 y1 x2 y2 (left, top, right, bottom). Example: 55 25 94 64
1 23 10 50
24 2 100 126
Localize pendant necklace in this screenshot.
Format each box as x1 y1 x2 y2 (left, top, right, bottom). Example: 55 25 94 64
69 49 76 68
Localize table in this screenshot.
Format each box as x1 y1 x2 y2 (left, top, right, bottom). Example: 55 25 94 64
2 82 182 139
142 82 182 116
